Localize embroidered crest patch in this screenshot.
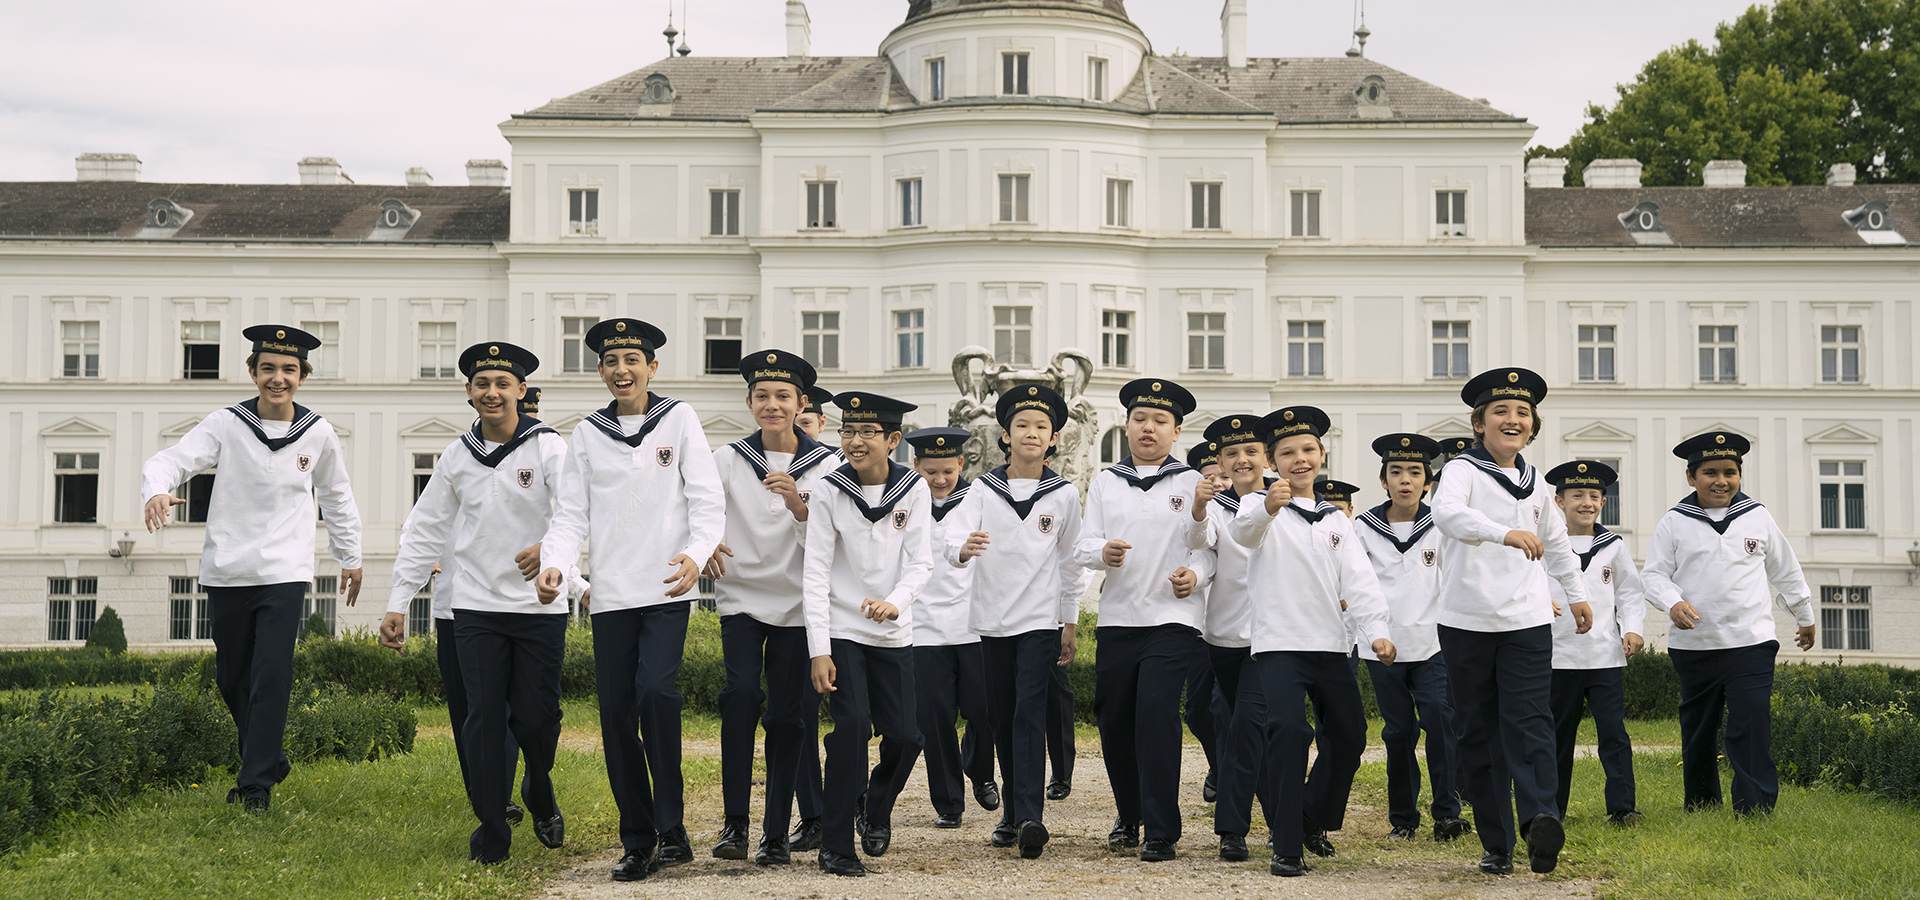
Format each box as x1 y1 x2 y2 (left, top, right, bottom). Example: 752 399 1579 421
1038 514 1055 534
296 454 312 473
1422 549 1437 567
1329 532 1342 551
1601 565 1614 585
1744 537 1762 556
1532 506 1541 526
1169 496 1185 513
516 468 534 488
892 509 909 530
798 490 811 504
656 447 675 467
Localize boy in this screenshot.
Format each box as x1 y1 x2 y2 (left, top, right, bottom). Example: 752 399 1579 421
1183 440 1224 804
1229 405 1396 877
1641 432 1814 815
788 381 836 849
945 386 1086 858
1544 460 1646 825
706 350 837 864
537 318 725 881
1430 367 1593 876
1429 437 1475 490
1074 378 1213 861
804 391 934 876
1314 476 1360 518
141 324 363 814
383 341 570 863
1354 433 1470 843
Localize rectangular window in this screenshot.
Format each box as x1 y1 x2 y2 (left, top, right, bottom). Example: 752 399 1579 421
299 320 341 378
46 577 97 642
181 320 220 379
1435 189 1467 237
1431 320 1471 379
703 317 743 375
708 189 741 237
1818 586 1872 651
1594 456 1624 528
1100 309 1133 369
417 322 457 379
1104 178 1132 228
306 576 337 637
1190 182 1223 230
926 57 946 102
560 316 597 374
1001 51 1030 95
1087 57 1108 101
1289 190 1322 238
174 472 215 524
53 451 99 524
61 321 101 378
894 309 926 369
566 188 599 236
1577 324 1617 383
801 311 840 370
997 174 1031 223
411 453 437 504
1820 324 1862 384
409 590 433 640
993 306 1033 366
897 178 923 228
804 180 838 229
169 576 212 641
1818 460 1868 531
1286 320 1326 378
1187 312 1227 371
1698 325 1739 383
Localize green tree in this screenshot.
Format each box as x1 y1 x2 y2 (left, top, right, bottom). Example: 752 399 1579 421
85 606 128 655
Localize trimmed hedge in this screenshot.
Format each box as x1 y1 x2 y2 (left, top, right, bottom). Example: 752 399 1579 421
1775 696 1920 807
0 649 205 690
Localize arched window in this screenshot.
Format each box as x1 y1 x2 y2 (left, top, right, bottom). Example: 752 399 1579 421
1100 426 1126 464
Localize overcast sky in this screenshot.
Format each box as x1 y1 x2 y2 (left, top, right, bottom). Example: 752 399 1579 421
0 0 1765 185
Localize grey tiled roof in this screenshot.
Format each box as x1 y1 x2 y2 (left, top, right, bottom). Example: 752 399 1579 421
1158 56 1521 124
1526 186 1920 248
519 57 877 121
0 183 509 242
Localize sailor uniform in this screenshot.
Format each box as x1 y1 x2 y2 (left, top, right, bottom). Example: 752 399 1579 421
1197 479 1279 839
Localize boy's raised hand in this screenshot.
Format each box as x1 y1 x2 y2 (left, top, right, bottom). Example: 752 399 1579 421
1503 530 1544 561
960 531 991 563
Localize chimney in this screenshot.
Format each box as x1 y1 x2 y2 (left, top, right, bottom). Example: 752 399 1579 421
298 157 354 185
1220 0 1248 69
1826 163 1857 187
785 0 811 57
466 159 508 187
1703 159 1747 188
405 166 434 187
1583 158 1642 189
75 152 141 182
1525 157 1568 188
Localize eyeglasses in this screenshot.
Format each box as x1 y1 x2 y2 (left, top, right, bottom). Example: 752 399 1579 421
838 427 890 440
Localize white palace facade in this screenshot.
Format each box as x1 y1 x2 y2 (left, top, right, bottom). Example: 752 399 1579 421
2 0 1917 661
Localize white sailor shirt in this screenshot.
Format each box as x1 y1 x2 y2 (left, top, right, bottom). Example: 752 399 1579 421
1431 450 1589 632
1072 459 1213 630
711 428 838 629
915 481 980 646
945 467 1088 639
802 462 934 658
1640 493 1814 652
1352 502 1445 663
1194 481 1272 649
1230 494 1392 655
1549 527 1648 669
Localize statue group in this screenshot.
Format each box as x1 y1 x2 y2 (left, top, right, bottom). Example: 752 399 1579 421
947 347 1100 495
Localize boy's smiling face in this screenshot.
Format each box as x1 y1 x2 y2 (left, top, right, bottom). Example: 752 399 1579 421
1556 486 1606 530
1687 459 1742 508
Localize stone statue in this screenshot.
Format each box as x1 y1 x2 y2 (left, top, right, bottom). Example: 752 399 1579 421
948 346 1099 495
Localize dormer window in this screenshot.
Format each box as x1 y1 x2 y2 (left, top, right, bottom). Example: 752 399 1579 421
371 198 421 240
1844 200 1905 245
642 72 675 104
145 198 193 231
1353 74 1391 119
1618 200 1672 245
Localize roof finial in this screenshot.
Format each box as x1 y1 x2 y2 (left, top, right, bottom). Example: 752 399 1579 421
1346 0 1370 58
676 0 691 56
663 1 678 59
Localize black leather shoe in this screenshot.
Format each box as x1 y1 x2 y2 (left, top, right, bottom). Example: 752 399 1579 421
712 819 749 860
504 803 524 827
1046 779 1071 801
933 811 963 829
861 825 892 858
1270 855 1310 877
1609 810 1645 827
753 833 790 866
241 788 270 814
1303 830 1335 858
1202 769 1218 803
990 820 1017 848
656 826 693 867
611 849 658 882
1017 820 1050 860
1218 833 1248 862
1434 817 1474 842
788 817 822 851
1525 814 1564 874
1107 818 1140 852
226 787 241 804
534 811 565 849
1478 852 1513 875
1139 839 1176 862
1388 824 1418 841
974 779 1002 812
818 848 867 877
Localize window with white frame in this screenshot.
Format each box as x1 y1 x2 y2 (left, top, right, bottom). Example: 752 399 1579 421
174 472 215 524
1577 324 1617 383
1818 460 1867 530
1099 426 1126 464
993 306 1033 366
1435 189 1467 237
53 452 99 524
1286 320 1326 378
1187 312 1227 371
561 316 597 374
181 320 220 379
894 309 926 369
411 452 437 504
1104 178 1132 228
709 189 741 237
567 188 599 236
804 180 838 229
1819 585 1871 651
306 576 337 636
1001 51 1030 95
418 322 457 379
169 576 212 641
300 320 341 378
1430 321 1471 379
704 317 743 375
1289 190 1322 238
1100 309 1133 369
408 585 433 639
1698 325 1738 383
997 174 1031 224
898 178 923 228
926 57 945 101
1820 325 1862 384
1593 456 1624 528
1087 57 1108 101
801 311 841 369
1190 182 1223 230
60 321 100 378
47 577 98 642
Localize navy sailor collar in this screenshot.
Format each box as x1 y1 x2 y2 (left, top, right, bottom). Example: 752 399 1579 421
931 478 970 523
1108 455 1192 491
1461 446 1537 500
1285 497 1342 524
226 398 322 452
728 427 836 481
583 393 680 447
1574 525 1622 571
824 461 924 524
1357 501 1435 554
461 415 555 469
979 465 1070 520
1210 476 1278 514
1670 491 1763 535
